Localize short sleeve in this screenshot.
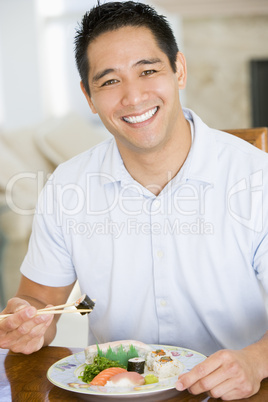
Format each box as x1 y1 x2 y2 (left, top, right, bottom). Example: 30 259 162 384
20 174 77 286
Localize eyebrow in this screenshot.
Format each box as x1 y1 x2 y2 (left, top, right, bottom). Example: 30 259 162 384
92 68 116 83
133 58 163 67
92 58 163 83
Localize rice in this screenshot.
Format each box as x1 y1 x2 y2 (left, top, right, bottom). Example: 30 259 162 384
145 349 183 379
153 356 183 379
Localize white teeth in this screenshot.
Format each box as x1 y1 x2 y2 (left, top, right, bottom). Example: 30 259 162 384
123 107 158 124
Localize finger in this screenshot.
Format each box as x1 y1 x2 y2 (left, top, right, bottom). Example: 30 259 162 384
220 387 258 401
1 313 53 346
0 306 36 333
209 377 258 401
176 355 221 391
3 314 54 352
14 304 30 313
189 374 235 399
9 334 45 354
3 297 30 314
0 307 37 349
16 313 52 338
186 365 230 395
30 314 54 337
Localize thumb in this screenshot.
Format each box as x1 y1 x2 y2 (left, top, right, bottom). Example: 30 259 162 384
3 297 31 314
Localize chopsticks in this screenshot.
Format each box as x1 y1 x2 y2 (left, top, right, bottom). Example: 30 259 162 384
0 308 93 320
0 295 95 321
39 303 77 312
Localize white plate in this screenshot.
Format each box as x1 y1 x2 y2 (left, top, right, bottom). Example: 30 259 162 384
47 344 206 399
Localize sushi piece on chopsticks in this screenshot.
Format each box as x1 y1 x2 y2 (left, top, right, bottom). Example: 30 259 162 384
38 294 95 315
74 294 95 315
0 294 95 321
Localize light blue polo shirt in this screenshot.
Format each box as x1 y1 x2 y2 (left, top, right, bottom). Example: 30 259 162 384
21 108 268 356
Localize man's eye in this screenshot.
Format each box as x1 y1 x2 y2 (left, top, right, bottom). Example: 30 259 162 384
142 69 156 76
101 79 118 87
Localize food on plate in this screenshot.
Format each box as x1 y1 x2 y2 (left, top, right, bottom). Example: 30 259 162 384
127 357 145 374
97 343 139 366
144 374 159 384
81 341 184 390
153 355 183 379
75 294 95 315
106 371 145 387
146 349 169 370
146 349 183 379
85 339 151 364
79 356 126 383
90 367 127 386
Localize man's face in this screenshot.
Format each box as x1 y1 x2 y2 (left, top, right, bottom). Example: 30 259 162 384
82 26 186 156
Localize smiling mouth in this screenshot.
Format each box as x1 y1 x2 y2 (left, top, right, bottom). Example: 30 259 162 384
122 107 158 124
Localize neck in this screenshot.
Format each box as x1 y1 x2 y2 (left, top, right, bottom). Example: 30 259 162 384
117 117 192 196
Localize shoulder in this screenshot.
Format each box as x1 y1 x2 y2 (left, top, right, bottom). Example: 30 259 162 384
213 128 266 157
187 108 268 167
211 128 268 175
51 138 114 183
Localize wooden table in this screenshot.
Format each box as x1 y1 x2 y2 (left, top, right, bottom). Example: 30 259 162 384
0 346 268 402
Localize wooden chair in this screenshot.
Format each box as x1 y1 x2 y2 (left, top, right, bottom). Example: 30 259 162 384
224 127 268 152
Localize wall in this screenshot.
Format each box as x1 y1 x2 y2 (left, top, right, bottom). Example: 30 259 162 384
154 0 268 17
182 15 268 129
0 0 43 130
0 0 181 131
1 1 266 131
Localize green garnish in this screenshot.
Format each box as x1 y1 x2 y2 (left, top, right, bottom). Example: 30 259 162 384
144 374 159 384
79 356 126 383
97 344 139 366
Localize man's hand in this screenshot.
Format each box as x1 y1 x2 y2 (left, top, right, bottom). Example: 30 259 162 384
0 297 54 354
176 348 264 400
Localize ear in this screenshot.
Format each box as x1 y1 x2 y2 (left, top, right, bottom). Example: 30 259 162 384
175 52 187 90
80 81 97 114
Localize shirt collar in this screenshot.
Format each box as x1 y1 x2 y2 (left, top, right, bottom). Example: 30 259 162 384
100 108 217 187
100 141 150 192
99 139 124 185
180 108 217 185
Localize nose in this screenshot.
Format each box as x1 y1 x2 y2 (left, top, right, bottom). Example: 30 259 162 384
121 80 149 107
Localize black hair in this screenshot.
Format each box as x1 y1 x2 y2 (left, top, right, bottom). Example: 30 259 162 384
74 1 179 95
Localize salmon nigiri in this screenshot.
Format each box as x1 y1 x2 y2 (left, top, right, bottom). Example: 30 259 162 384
90 367 127 386
107 371 145 386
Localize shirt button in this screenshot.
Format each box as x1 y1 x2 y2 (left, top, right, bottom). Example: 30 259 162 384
153 200 161 208
157 250 164 258
160 299 167 306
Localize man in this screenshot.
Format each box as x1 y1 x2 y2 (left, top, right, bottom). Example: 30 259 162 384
0 1 268 399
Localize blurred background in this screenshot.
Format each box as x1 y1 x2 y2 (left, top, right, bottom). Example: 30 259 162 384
0 0 268 345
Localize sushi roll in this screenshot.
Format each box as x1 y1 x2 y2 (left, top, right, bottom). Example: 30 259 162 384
128 357 145 374
153 356 184 379
75 294 95 315
146 349 172 371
